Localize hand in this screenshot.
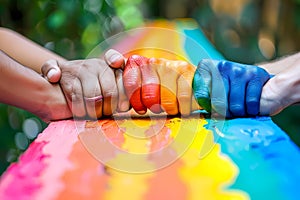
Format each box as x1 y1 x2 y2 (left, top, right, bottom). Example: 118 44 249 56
0 50 72 123
123 55 199 116
260 57 300 115
41 56 130 119
193 59 270 117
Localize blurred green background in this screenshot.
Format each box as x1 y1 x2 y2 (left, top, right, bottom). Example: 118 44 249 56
0 0 299 175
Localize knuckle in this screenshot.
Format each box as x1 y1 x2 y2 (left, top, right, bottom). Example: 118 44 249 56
103 90 118 99
124 80 139 91
96 58 106 66
193 88 209 98
70 92 82 103
178 95 190 104
61 82 74 94
62 82 82 103
247 97 259 105
230 104 244 115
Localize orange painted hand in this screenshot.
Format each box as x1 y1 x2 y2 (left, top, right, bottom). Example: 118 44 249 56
123 55 200 116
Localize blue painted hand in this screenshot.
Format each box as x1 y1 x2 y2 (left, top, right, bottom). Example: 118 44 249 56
193 59 271 118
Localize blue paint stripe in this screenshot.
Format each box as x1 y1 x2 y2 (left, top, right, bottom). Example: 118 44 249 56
178 21 300 199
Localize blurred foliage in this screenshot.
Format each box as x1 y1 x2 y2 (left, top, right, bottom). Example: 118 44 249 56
0 104 47 173
0 0 300 175
0 0 144 59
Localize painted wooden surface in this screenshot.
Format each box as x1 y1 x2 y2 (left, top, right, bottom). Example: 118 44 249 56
0 19 300 200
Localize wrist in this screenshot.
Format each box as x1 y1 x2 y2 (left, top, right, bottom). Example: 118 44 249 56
29 78 71 122
260 75 290 115
260 65 300 115
40 84 72 122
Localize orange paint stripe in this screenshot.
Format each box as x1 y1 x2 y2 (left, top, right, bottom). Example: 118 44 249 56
145 161 188 200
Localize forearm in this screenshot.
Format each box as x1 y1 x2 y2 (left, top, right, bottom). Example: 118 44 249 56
0 51 71 121
259 52 300 115
0 27 66 73
258 52 300 74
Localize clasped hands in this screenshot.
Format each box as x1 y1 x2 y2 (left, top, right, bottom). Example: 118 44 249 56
41 49 271 119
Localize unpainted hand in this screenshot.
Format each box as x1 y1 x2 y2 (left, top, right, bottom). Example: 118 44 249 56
260 57 300 115
41 56 129 119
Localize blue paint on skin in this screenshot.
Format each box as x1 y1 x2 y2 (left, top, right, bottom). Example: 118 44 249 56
180 24 300 199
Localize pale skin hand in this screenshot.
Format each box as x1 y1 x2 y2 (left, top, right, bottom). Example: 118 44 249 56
41 52 130 119
259 53 300 115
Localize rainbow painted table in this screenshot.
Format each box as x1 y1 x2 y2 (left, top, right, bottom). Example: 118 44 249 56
0 20 300 200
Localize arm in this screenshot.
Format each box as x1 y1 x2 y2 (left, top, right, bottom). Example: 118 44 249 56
259 53 300 115
0 28 125 120
0 50 71 122
0 27 66 73
258 52 300 75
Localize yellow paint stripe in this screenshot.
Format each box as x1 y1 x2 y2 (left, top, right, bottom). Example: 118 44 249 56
177 118 249 200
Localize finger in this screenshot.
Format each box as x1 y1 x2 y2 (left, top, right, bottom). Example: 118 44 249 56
246 73 270 115
41 59 61 83
140 57 161 113
61 77 86 118
228 76 246 117
80 75 103 119
221 61 248 117
177 63 195 116
207 60 230 117
123 55 147 114
193 60 212 112
191 95 202 111
98 65 119 116
115 69 130 112
154 58 178 115
104 49 125 69
204 60 229 117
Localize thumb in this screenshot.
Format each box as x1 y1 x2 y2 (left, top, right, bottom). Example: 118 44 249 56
104 49 126 69
41 59 61 83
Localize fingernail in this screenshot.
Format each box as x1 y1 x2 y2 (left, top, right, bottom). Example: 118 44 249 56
109 54 121 64
47 69 57 79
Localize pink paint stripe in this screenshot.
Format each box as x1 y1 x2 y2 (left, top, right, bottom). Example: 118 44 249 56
0 141 48 200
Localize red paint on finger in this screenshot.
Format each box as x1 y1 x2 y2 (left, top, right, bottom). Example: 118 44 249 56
139 57 161 113
123 55 147 113
142 83 161 113
130 89 147 113
129 55 161 114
